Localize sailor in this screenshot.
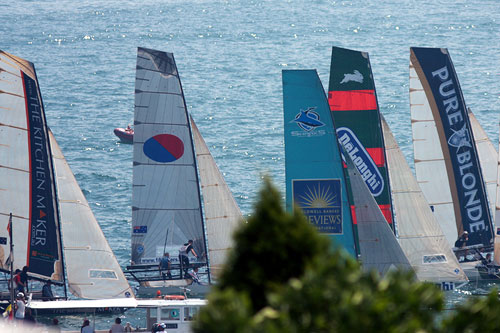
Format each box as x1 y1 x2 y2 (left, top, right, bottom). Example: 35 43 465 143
179 240 198 277
42 280 55 301
454 231 469 248
159 252 172 279
14 292 25 320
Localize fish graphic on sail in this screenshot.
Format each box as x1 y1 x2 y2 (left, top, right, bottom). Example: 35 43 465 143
328 46 394 233
382 116 467 286
410 47 494 249
283 69 357 257
0 50 64 283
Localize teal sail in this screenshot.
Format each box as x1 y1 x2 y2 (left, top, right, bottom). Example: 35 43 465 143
283 70 356 256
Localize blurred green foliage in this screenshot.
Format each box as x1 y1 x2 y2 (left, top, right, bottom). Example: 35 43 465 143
193 177 500 333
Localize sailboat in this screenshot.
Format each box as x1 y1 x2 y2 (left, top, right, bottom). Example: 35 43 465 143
409 47 494 279
282 69 413 275
0 50 133 299
127 47 242 291
382 116 468 288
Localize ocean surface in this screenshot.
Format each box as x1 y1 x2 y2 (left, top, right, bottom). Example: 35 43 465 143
1 0 500 329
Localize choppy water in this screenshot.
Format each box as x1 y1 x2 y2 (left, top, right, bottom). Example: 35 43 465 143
1 0 500 329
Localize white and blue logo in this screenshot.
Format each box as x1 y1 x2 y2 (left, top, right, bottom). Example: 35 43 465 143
337 127 384 196
293 107 325 132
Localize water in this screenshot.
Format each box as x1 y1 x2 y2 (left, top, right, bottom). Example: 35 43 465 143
1 0 500 329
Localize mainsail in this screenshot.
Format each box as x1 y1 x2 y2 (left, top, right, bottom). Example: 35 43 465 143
410 47 494 248
131 48 208 268
0 51 64 283
344 150 412 275
328 46 394 231
283 69 356 257
382 117 467 284
190 115 243 279
49 131 133 299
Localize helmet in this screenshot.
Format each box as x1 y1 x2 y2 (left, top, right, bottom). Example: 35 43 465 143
17 292 24 298
152 322 167 332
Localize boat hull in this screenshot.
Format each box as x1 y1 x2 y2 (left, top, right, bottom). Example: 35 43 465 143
114 128 133 143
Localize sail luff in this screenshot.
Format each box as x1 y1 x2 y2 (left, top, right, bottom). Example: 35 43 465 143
382 116 467 283
190 116 243 280
49 131 134 299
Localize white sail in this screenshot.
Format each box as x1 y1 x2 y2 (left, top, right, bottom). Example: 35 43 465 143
382 117 467 284
49 131 134 299
190 116 242 279
131 48 207 266
410 59 458 246
495 121 500 265
468 109 496 221
345 152 413 275
0 51 64 282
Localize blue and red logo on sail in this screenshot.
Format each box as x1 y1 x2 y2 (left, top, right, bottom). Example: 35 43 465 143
292 179 342 234
143 134 184 163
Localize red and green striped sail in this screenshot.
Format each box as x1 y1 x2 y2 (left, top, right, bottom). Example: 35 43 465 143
328 46 394 233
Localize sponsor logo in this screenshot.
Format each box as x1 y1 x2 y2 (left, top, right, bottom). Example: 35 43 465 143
290 107 326 137
448 124 472 150
133 225 148 234
292 179 343 234
337 127 384 196
136 245 144 254
143 134 184 163
340 70 363 84
431 65 490 240
440 281 455 291
293 107 325 131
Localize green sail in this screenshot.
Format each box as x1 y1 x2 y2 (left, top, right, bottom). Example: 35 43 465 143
328 46 394 237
